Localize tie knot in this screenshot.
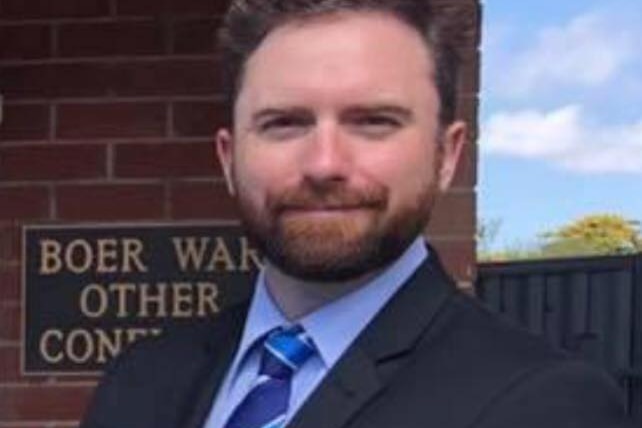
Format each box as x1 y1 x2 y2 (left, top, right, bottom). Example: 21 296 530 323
260 325 315 379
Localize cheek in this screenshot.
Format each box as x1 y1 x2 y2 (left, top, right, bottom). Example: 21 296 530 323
359 144 436 199
233 153 290 205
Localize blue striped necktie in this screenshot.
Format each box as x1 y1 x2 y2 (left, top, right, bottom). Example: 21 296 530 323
223 325 316 428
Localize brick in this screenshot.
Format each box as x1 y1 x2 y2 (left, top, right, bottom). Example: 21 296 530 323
110 59 219 97
432 0 478 5
0 424 57 428
115 0 167 16
0 145 106 181
433 2 481 49
173 101 228 137
115 0 169 16
434 1 482 98
114 141 220 178
56 184 165 221
0 425 57 428
427 191 475 236
58 21 167 58
0 60 219 100
0 265 19 301
0 187 50 221
0 385 93 421
0 0 110 19
167 0 229 15
456 95 478 127
0 25 51 60
0 225 20 264
172 18 221 54
0 304 20 341
57 103 166 139
0 424 59 428
429 238 476 282
0 63 111 100
457 50 480 95
169 181 237 220
0 104 49 142
116 0 229 16
0 347 20 382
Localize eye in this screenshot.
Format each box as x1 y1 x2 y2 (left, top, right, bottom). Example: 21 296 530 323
348 114 404 138
356 115 401 127
257 115 312 140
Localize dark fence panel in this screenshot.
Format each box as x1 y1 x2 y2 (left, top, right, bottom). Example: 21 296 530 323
476 254 642 423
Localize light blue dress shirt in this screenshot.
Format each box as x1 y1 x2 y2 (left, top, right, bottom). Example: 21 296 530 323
203 238 428 428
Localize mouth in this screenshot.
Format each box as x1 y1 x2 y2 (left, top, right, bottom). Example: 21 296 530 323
279 205 374 217
269 185 389 219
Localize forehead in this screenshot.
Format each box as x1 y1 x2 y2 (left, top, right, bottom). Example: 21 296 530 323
235 11 437 111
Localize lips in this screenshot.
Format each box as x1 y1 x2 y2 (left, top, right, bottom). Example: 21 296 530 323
268 183 388 216
281 208 373 221
280 203 372 211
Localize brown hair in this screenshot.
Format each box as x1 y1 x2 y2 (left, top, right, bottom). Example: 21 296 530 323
218 0 460 125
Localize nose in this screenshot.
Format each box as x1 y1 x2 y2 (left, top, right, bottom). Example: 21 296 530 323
300 121 352 183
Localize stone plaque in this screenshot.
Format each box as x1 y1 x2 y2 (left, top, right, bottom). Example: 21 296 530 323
22 222 259 375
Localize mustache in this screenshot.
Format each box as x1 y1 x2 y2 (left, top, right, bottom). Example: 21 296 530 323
267 181 388 213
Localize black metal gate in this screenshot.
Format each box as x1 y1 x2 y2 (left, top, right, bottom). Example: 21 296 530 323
476 254 642 423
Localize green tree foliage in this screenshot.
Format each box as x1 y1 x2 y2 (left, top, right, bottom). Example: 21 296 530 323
477 214 642 262
540 214 642 257
476 218 541 262
476 218 502 255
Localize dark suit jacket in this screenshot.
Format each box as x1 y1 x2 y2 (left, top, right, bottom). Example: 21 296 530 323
81 255 634 428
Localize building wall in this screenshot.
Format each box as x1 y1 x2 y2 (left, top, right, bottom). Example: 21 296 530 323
0 0 480 426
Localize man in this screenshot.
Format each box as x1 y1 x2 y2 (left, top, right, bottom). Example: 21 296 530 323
81 1 634 427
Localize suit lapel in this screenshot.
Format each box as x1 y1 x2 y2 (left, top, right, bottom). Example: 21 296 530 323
288 344 382 428
181 304 249 428
288 254 455 428
357 252 455 361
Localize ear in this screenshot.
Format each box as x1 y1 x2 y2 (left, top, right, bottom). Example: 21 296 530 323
215 128 236 196
438 120 468 192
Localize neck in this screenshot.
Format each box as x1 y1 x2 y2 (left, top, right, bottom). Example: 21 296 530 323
264 263 383 321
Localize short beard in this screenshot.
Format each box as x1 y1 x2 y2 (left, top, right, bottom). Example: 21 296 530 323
236 177 439 282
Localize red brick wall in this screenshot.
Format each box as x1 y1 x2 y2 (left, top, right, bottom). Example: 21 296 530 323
0 0 480 425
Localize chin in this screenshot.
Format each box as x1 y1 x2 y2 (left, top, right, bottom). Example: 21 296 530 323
261 217 420 282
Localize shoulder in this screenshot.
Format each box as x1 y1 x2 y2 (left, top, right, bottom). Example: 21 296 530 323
471 356 632 427
421 292 632 427
438 292 566 362
104 301 246 376
80 302 248 428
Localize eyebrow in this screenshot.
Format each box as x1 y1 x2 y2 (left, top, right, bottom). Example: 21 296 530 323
341 105 414 122
249 104 414 125
250 107 312 125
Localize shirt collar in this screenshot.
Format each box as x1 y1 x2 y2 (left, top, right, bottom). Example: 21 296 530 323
233 270 289 366
299 238 427 367
230 237 428 374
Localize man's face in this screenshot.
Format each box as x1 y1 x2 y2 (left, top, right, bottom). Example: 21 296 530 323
217 12 466 281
